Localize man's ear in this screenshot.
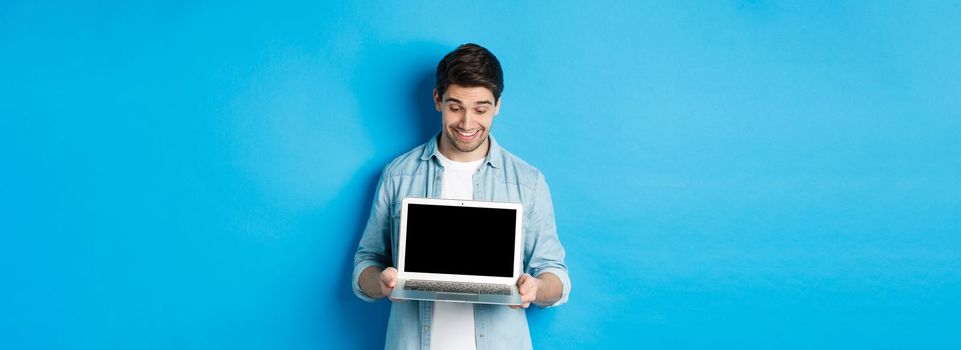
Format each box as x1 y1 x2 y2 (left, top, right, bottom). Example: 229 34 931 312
433 89 442 112
494 97 502 116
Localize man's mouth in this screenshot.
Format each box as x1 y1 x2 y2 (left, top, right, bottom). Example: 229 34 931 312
456 129 479 139
457 130 477 138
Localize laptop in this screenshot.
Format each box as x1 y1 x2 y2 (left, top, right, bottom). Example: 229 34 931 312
390 197 524 305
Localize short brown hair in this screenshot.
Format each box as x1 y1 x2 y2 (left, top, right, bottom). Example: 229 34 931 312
435 43 504 102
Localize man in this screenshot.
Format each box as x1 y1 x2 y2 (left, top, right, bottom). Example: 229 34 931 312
352 43 570 350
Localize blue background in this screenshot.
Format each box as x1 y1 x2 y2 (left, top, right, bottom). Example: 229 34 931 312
2 1 960 349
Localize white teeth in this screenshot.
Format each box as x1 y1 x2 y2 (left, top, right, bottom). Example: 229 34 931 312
458 130 477 137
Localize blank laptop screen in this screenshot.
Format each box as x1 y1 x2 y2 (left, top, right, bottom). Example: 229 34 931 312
404 203 517 277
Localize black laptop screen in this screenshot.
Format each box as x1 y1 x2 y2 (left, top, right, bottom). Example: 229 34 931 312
403 203 517 277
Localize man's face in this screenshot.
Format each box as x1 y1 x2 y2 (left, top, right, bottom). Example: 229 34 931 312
434 84 500 161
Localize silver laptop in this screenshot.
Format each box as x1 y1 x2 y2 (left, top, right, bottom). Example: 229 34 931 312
390 197 524 305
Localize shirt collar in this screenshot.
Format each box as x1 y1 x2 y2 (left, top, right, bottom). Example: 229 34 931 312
421 132 503 169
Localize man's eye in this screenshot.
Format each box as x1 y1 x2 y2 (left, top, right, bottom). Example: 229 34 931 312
475 109 488 114
449 106 462 112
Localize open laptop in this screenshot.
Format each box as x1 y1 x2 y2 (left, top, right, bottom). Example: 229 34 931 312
390 197 524 305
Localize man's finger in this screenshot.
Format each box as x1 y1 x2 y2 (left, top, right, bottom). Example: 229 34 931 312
517 273 531 294
520 276 537 294
381 269 397 287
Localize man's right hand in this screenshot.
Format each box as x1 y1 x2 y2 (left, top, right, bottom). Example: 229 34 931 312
359 266 404 301
380 267 398 300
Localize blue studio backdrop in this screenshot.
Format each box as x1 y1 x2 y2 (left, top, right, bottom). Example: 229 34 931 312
2 1 959 349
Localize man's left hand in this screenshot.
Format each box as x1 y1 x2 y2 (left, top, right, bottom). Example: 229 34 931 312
510 273 540 309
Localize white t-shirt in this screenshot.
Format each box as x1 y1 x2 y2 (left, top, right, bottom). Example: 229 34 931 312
431 152 484 350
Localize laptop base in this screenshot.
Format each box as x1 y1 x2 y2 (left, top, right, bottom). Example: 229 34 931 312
390 279 522 305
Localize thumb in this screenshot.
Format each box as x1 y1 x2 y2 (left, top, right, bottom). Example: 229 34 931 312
516 274 528 286
382 269 397 287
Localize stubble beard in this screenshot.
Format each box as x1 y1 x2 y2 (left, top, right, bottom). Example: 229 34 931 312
444 129 488 154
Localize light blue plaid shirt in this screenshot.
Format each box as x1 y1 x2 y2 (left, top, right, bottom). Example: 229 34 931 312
352 133 571 350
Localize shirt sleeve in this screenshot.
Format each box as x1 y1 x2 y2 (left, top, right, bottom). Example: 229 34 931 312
351 170 394 302
524 172 571 307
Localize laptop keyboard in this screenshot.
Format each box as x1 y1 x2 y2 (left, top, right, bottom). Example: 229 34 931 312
404 280 513 295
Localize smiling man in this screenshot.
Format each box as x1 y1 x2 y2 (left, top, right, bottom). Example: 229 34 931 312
352 43 571 350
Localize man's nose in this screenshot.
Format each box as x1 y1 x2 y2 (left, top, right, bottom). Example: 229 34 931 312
459 113 476 130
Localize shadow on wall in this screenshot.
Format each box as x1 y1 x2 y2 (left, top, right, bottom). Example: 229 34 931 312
354 41 449 147
324 41 450 348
